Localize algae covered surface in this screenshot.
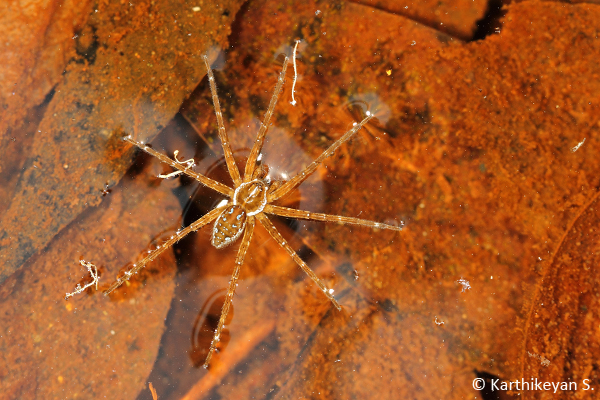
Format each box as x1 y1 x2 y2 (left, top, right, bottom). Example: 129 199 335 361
1 0 600 399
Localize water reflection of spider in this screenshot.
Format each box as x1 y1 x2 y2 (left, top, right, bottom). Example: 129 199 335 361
101 53 402 367
189 289 231 368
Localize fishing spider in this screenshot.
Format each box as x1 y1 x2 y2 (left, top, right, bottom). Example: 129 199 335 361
102 54 402 367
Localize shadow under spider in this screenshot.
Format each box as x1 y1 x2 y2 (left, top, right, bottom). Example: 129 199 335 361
98 53 403 367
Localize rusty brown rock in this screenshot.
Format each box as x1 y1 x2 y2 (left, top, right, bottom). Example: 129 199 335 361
520 191 600 399
0 0 92 221
349 0 488 40
0 0 245 283
0 150 181 398
0 0 92 139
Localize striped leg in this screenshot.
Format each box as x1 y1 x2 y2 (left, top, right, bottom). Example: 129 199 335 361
264 204 402 231
203 55 242 186
243 57 289 182
256 213 341 311
204 216 256 367
104 206 225 295
123 136 233 197
268 114 373 202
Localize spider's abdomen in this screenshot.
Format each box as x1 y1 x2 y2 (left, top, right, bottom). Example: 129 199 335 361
212 205 247 249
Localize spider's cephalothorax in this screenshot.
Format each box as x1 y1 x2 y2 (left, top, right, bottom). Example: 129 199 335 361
95 52 403 367
212 180 268 249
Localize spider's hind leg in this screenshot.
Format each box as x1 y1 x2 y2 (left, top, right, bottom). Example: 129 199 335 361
204 216 256 367
104 206 224 295
256 213 342 311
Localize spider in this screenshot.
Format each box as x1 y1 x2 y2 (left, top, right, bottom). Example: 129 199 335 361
101 53 402 367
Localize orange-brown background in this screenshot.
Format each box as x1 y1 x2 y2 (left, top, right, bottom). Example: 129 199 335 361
1 0 599 399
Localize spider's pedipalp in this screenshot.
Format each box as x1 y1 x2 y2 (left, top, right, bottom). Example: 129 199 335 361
203 55 242 186
256 213 342 311
104 206 225 295
243 56 289 183
268 114 374 202
264 204 402 232
204 216 256 367
124 136 234 197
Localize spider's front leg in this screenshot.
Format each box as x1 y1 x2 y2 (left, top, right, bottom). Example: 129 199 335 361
122 135 233 197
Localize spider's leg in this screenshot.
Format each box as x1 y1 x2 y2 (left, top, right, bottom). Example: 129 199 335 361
124 136 234 197
203 55 242 186
243 56 289 183
104 206 225 295
268 114 373 202
204 216 255 368
256 213 341 311
264 204 402 231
